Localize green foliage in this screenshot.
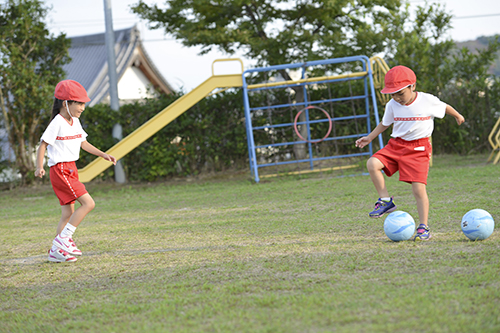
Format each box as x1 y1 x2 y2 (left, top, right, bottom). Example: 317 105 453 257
128 0 500 163
77 103 121 181
0 0 498 190
474 36 500 76
131 0 402 68
18 0 494 185
389 3 456 94
0 0 70 183
436 44 500 154
77 90 248 182
76 74 379 182
130 0 405 161
389 3 500 155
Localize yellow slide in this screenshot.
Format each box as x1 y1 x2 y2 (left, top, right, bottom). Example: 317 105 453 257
79 59 244 183
79 57 395 182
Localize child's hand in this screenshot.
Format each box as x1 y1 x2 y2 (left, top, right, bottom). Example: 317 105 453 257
455 113 465 125
102 154 117 165
35 168 45 178
355 136 370 149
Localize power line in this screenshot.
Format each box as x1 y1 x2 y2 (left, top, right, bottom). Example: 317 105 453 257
47 19 139 29
48 17 136 24
454 13 500 19
46 11 500 31
47 9 500 26
70 38 177 45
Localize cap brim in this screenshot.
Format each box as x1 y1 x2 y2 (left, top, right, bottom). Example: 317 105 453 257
75 97 91 103
381 85 407 94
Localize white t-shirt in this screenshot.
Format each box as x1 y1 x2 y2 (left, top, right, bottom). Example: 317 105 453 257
40 114 88 167
382 92 446 141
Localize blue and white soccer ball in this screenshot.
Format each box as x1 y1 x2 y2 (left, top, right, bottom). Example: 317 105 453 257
461 209 495 241
384 211 415 242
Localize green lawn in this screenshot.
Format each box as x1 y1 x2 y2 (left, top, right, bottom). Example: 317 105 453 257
1 154 499 332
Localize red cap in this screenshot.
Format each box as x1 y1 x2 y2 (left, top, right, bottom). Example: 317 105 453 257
381 66 416 94
54 80 91 103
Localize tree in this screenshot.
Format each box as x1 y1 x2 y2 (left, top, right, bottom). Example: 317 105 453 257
132 0 402 68
388 3 456 94
0 0 71 183
388 3 500 154
132 0 403 157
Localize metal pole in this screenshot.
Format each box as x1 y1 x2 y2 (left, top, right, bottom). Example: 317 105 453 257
103 0 126 183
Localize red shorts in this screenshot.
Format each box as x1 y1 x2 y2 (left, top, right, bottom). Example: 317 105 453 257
372 137 432 185
50 161 88 205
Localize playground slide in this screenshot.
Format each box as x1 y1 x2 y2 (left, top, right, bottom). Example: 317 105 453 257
78 73 243 183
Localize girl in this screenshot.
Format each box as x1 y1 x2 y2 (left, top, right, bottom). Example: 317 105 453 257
35 80 116 262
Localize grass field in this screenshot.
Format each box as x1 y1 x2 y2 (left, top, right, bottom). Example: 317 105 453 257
1 154 499 332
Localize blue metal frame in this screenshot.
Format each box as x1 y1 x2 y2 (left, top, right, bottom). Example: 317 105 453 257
242 55 383 183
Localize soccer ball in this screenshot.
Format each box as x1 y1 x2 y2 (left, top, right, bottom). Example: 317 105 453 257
384 211 415 242
461 209 495 241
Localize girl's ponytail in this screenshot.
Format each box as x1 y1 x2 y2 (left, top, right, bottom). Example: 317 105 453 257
50 98 64 122
50 98 76 122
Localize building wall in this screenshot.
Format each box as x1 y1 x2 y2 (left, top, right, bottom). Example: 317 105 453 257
118 66 158 101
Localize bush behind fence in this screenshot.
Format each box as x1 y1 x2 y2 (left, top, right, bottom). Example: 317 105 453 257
76 75 499 182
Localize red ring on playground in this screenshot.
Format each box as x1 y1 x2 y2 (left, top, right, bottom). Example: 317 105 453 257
294 106 333 143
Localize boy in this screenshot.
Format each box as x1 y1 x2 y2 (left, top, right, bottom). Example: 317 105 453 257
355 65 464 240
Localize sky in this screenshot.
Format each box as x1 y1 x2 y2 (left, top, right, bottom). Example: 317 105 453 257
41 0 500 92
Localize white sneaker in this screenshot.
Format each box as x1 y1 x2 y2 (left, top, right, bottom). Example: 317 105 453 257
48 248 77 263
53 234 82 256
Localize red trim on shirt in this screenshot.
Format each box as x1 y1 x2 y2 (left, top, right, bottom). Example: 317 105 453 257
56 134 83 140
394 116 431 121
57 113 73 126
405 92 418 106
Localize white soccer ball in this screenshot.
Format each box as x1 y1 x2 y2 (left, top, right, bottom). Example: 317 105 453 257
384 211 415 242
461 209 495 241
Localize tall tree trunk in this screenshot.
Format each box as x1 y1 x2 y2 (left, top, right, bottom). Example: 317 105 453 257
1 89 34 184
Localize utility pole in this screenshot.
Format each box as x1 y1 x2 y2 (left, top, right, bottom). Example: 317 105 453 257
103 0 126 183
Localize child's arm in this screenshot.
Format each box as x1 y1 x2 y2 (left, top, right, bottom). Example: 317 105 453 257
81 141 117 165
445 105 465 125
34 141 48 178
355 122 390 149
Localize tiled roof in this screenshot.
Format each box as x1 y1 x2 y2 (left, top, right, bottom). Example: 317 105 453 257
63 25 173 106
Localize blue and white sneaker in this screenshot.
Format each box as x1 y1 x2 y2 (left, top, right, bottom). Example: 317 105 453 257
369 197 397 218
414 224 431 241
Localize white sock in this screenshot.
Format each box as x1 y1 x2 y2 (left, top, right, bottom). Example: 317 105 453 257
60 223 76 238
381 197 391 202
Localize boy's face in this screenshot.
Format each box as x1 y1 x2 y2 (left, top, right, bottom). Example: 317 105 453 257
390 84 416 105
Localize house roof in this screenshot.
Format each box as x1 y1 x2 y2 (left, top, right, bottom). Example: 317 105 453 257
64 25 174 106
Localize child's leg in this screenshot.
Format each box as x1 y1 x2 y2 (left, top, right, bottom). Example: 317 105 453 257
366 157 397 218
367 157 389 198
411 182 429 226
52 203 78 255
67 193 95 228
53 194 95 255
57 204 75 235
